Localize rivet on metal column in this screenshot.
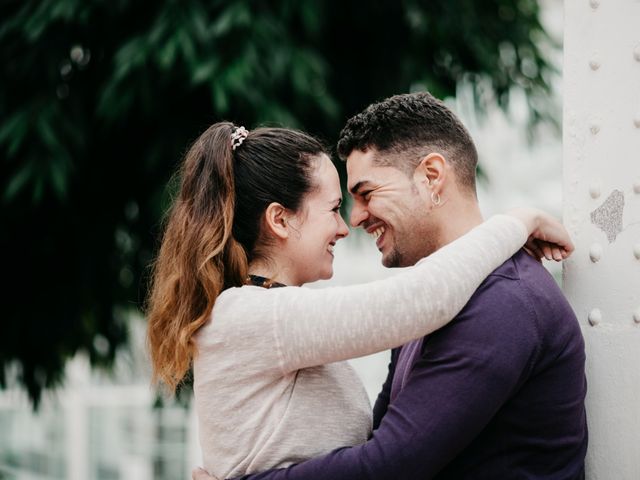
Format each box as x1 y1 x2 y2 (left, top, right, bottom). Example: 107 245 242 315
588 308 602 326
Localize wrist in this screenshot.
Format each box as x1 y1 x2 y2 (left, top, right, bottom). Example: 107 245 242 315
505 207 539 235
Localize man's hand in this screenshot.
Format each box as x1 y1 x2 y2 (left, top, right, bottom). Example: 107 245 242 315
192 467 220 480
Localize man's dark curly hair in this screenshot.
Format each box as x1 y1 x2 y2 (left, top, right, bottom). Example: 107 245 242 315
337 92 478 194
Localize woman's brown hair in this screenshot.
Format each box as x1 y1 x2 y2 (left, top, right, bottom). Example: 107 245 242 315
146 122 325 392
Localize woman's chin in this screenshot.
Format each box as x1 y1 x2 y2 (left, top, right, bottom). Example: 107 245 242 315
301 265 334 284
317 268 334 282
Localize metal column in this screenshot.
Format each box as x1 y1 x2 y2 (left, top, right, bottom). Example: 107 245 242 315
563 1 640 477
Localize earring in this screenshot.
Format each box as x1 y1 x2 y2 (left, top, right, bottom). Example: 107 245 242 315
431 191 441 206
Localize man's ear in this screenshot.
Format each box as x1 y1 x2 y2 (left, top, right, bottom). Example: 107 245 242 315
263 202 289 240
413 152 447 192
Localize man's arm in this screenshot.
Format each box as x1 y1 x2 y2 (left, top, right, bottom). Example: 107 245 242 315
228 279 539 480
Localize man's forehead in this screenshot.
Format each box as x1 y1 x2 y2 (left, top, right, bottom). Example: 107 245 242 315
346 148 407 191
346 149 378 187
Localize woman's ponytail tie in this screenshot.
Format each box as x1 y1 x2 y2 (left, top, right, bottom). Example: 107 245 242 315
231 126 249 151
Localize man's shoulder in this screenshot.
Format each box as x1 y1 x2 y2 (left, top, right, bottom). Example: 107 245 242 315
434 249 580 349
456 251 540 322
485 248 556 285
470 249 571 316
413 252 581 379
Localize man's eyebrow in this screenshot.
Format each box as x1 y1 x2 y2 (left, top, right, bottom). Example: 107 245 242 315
348 180 373 195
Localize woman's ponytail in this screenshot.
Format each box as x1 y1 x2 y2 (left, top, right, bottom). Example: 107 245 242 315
147 122 248 392
147 122 326 392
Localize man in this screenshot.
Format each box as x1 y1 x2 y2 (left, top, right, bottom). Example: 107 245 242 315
196 92 587 479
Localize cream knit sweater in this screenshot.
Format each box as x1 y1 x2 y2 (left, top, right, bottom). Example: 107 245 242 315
194 215 528 478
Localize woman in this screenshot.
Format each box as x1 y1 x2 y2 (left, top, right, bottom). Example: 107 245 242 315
146 123 571 479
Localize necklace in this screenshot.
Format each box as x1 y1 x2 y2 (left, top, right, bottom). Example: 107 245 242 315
245 274 286 289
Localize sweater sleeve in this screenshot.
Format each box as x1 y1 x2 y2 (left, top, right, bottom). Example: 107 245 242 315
265 214 529 373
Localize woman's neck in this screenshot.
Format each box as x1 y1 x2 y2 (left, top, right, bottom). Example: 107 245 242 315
248 259 298 286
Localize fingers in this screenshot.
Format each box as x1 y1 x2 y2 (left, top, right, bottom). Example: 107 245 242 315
525 238 544 260
549 231 574 256
192 467 218 480
523 245 543 263
527 239 570 262
528 212 575 254
521 210 575 261
540 243 565 261
563 237 576 255
551 246 563 261
505 208 575 259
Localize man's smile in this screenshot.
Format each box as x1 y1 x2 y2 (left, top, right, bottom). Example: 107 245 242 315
365 221 387 249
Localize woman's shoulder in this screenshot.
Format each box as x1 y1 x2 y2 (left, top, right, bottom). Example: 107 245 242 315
215 284 276 310
194 285 287 376
197 285 278 339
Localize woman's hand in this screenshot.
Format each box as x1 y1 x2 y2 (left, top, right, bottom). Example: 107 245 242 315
506 208 575 261
192 467 219 480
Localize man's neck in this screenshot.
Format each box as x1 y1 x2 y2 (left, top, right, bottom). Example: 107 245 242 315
432 201 484 251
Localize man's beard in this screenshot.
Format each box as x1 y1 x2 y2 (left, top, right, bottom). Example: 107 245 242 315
382 230 440 268
382 247 403 268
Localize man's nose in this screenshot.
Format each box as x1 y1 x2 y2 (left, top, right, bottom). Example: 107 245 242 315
350 203 369 228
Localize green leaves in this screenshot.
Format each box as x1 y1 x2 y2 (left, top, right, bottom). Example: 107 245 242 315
0 0 557 407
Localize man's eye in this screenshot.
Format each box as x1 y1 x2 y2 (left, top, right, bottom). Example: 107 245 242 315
332 206 341 213
361 191 372 199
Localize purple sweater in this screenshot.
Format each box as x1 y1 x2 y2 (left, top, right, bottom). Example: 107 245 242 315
235 250 588 479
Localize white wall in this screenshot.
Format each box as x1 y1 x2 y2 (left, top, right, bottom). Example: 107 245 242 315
563 1 640 477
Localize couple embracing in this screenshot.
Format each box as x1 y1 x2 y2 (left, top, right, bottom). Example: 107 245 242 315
147 92 587 480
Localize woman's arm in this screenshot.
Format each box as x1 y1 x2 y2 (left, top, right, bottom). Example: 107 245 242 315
259 210 570 373
269 214 524 373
